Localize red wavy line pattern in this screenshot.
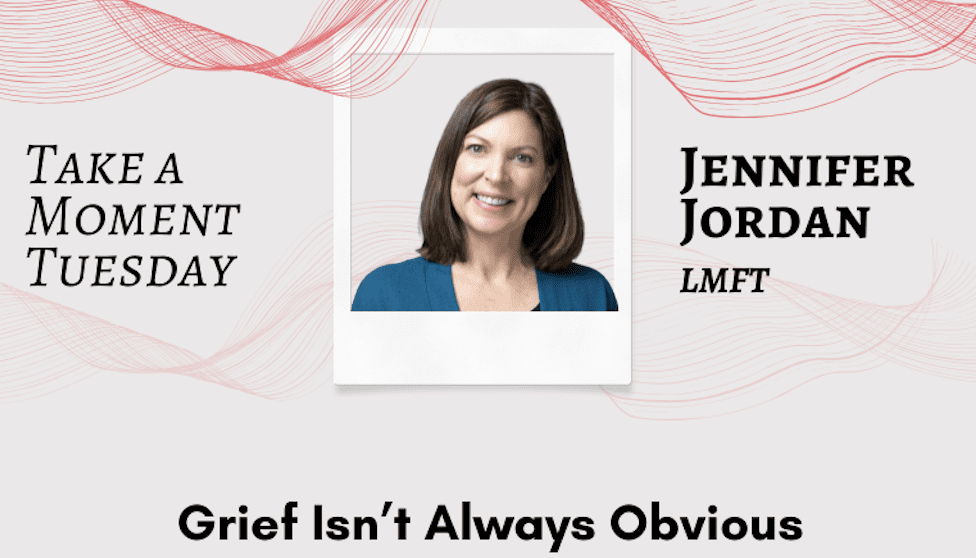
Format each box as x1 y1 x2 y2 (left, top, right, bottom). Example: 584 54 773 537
0 220 333 400
2 208 974 420
0 0 438 102
582 0 976 116
614 239 976 419
3 1 974 111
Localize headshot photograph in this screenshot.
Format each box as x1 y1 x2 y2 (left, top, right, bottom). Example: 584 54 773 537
335 30 632 385
352 77 618 312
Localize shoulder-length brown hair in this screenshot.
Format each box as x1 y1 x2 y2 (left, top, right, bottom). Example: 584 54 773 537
418 79 584 273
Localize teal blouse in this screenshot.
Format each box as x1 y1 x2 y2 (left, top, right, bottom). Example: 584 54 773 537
352 257 617 311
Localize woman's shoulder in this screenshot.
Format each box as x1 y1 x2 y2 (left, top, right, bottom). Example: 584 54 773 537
538 263 618 311
352 257 436 311
543 262 611 286
556 262 608 279
361 257 429 281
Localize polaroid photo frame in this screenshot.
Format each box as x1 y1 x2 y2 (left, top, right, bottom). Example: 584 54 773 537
335 28 632 385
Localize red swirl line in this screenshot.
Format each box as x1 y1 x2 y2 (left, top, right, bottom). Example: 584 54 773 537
0 0 439 102
582 0 976 116
3 209 975 420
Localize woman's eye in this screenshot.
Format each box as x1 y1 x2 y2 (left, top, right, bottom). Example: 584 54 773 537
515 153 533 164
467 144 484 154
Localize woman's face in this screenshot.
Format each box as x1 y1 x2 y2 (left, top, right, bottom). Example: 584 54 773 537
450 110 551 242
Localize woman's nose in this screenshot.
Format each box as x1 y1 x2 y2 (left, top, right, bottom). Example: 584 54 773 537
483 154 507 183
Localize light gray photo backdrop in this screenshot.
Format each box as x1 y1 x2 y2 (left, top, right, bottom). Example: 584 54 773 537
350 53 615 294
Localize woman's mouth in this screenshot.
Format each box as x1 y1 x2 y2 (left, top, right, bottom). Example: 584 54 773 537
475 193 512 207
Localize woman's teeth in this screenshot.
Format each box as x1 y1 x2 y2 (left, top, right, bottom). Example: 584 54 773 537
476 194 512 206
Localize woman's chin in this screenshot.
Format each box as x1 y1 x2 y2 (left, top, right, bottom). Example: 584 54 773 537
464 218 520 239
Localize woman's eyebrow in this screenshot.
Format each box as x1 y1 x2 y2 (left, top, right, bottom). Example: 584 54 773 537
464 134 540 153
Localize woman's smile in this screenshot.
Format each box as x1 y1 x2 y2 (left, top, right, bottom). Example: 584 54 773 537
473 193 513 208
474 194 512 209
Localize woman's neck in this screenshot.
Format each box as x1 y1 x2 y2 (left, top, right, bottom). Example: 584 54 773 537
457 229 533 283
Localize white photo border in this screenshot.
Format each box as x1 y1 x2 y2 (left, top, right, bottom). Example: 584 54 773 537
335 28 632 385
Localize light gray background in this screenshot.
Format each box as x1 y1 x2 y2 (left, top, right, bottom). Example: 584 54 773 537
0 0 974 556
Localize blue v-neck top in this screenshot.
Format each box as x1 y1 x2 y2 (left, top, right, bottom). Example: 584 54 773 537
352 257 617 311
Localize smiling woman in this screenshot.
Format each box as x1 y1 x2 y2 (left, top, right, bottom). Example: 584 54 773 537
352 79 617 312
